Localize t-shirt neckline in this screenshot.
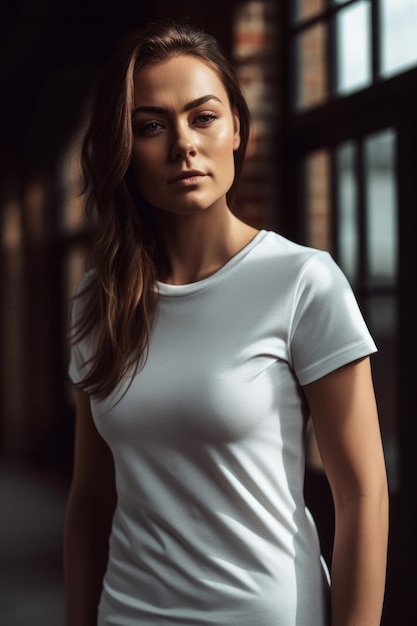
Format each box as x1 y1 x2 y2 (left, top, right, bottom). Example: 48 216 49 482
156 229 268 297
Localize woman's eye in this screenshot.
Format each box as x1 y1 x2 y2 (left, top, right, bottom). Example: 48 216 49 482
195 112 218 125
134 120 164 135
146 121 163 132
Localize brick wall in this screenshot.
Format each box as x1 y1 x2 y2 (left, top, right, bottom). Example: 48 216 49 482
232 1 281 230
306 150 332 252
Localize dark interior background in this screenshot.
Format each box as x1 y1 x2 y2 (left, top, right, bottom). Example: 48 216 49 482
1 1 415 624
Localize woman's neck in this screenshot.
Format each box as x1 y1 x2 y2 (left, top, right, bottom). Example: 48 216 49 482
152 206 259 285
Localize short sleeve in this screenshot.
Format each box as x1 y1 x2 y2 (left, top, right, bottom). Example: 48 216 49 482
289 251 377 385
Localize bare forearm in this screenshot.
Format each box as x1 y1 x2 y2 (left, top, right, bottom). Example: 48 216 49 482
330 492 389 625
64 493 113 626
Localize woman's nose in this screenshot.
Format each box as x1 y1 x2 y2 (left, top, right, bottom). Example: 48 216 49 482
170 125 197 161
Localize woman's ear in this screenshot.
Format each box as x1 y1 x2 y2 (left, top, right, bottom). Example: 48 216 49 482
233 111 241 151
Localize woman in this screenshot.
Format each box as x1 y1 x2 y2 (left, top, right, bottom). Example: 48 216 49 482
64 18 389 626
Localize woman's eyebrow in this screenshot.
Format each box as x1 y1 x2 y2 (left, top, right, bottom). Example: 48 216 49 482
184 95 223 111
134 94 223 115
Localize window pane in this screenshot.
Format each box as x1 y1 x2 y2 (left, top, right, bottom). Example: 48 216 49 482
336 1 372 95
380 0 417 77
336 142 358 283
294 23 328 110
305 150 332 251
293 0 325 23
365 129 398 287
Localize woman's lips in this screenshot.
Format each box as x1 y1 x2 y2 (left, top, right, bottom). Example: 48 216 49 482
170 170 207 184
174 174 206 186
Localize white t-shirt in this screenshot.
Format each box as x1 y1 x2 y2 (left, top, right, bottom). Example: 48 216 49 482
69 230 377 626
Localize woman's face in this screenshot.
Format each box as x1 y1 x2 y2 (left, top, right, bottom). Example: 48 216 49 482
131 54 241 217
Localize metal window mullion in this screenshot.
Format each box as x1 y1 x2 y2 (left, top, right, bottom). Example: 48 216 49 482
330 149 339 259
370 0 381 82
327 6 337 99
356 139 368 295
300 156 309 245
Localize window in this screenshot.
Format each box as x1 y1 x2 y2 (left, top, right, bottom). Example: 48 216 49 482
336 1 372 95
290 0 417 111
380 0 417 77
303 131 399 487
283 1 417 618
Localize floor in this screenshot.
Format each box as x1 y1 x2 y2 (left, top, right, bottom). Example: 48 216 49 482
1 461 68 626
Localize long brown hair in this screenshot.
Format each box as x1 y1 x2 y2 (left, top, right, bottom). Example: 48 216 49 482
71 18 251 399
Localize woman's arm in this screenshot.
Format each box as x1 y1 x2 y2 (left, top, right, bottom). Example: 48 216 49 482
64 388 117 626
303 356 389 626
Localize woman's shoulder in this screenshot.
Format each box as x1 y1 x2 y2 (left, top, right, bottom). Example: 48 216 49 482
261 230 329 262
247 231 356 307
74 268 96 296
254 230 335 280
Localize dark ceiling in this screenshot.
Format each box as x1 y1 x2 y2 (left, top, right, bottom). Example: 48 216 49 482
0 1 153 176
0 0 235 179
